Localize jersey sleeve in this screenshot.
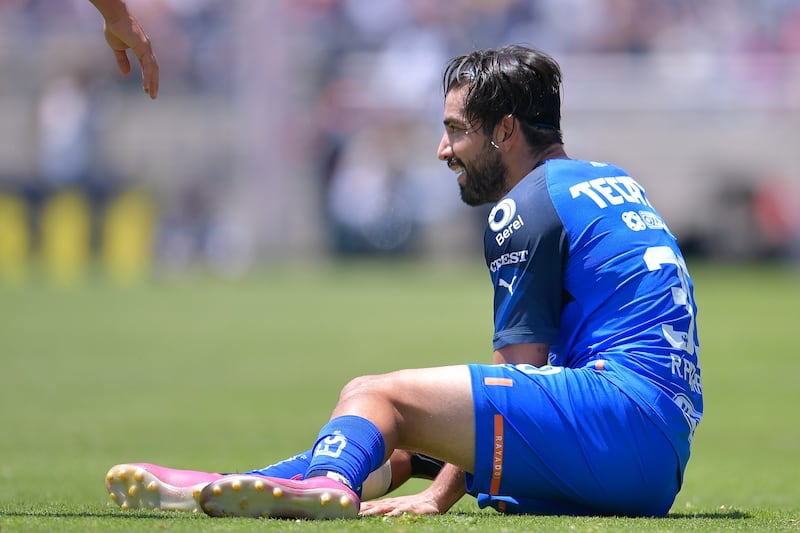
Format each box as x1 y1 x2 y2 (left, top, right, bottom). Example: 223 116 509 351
485 169 567 350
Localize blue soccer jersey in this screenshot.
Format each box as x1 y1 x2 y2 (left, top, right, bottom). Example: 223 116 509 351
484 158 703 468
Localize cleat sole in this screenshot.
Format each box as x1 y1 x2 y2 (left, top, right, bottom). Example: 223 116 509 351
105 464 209 512
199 475 359 520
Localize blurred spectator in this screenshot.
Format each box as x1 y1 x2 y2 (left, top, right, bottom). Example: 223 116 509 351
37 72 94 186
753 179 800 259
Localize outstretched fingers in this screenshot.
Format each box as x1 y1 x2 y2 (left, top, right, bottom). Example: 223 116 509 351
359 494 442 516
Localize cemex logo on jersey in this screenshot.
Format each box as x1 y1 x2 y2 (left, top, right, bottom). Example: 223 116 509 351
489 198 525 246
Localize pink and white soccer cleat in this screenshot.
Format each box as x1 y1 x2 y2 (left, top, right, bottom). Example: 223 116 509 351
105 463 224 512
199 474 360 519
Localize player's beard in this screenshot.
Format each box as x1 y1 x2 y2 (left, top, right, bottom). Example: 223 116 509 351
457 145 509 206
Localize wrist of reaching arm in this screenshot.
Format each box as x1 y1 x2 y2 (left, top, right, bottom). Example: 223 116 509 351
90 0 130 23
424 463 467 513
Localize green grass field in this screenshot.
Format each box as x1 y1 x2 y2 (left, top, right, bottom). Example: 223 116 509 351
1 260 798 532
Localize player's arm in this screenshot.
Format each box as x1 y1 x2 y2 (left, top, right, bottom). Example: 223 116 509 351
422 463 468 512
493 342 549 366
89 0 159 99
487 189 566 366
359 463 466 516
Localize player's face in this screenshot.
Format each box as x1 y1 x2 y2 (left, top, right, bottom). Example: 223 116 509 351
437 86 508 206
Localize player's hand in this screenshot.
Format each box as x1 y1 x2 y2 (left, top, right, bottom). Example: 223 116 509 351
359 493 443 516
103 15 159 99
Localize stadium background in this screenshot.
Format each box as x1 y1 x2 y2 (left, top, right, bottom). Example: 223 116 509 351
0 0 798 284
1 4 799 529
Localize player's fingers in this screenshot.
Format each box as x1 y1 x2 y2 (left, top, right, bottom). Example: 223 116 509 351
139 53 159 99
358 500 393 516
360 497 435 516
114 50 132 75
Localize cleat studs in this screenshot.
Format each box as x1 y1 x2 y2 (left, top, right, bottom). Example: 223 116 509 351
261 512 270 518
147 481 158 492
253 480 264 491
272 487 283 498
109 492 117 501
128 486 138 497
117 469 128 480
212 485 223 496
120 502 129 510
340 496 352 508
192 488 201 498
133 469 145 482
106 472 114 482
231 481 241 491
320 492 331 506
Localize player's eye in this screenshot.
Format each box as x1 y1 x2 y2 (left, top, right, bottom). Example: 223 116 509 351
447 123 468 134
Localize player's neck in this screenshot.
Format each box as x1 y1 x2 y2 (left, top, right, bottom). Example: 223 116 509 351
507 144 568 191
533 144 568 167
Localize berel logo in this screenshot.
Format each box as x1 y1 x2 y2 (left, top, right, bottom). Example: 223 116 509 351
489 199 525 246
488 199 517 232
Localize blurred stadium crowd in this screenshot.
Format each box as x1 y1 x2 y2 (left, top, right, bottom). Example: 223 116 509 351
0 0 798 283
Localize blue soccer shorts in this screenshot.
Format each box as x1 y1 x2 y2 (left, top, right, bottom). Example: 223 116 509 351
466 362 681 516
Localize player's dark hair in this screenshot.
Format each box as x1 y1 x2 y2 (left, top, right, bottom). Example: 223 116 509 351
442 44 563 151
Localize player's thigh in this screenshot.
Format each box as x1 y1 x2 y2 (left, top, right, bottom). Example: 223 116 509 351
352 365 475 471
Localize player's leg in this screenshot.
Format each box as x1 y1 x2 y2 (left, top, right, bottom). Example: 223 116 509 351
244 448 441 499
386 451 445 491
105 449 435 512
321 364 476 472
199 365 475 519
357 450 444 498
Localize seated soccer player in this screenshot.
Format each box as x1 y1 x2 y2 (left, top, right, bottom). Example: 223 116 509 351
106 44 702 519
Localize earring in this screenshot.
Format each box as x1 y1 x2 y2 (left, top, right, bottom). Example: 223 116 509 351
490 140 500 149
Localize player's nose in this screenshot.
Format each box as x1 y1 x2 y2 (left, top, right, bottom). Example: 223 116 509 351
437 132 452 161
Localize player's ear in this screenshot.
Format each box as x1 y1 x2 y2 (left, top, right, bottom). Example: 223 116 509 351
493 114 516 149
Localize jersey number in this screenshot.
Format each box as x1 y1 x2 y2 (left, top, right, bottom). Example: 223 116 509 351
645 246 702 443
643 246 697 356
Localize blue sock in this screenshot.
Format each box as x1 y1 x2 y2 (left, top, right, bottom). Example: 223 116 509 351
243 450 312 479
305 415 385 496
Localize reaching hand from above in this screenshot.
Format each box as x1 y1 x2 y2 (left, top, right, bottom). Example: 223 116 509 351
90 0 159 99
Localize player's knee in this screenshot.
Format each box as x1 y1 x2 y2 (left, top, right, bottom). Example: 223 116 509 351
338 374 392 404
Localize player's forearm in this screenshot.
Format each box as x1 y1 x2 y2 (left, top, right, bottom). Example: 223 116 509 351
425 463 467 513
89 0 130 22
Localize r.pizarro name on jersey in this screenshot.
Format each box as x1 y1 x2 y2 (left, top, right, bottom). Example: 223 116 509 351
489 250 530 272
